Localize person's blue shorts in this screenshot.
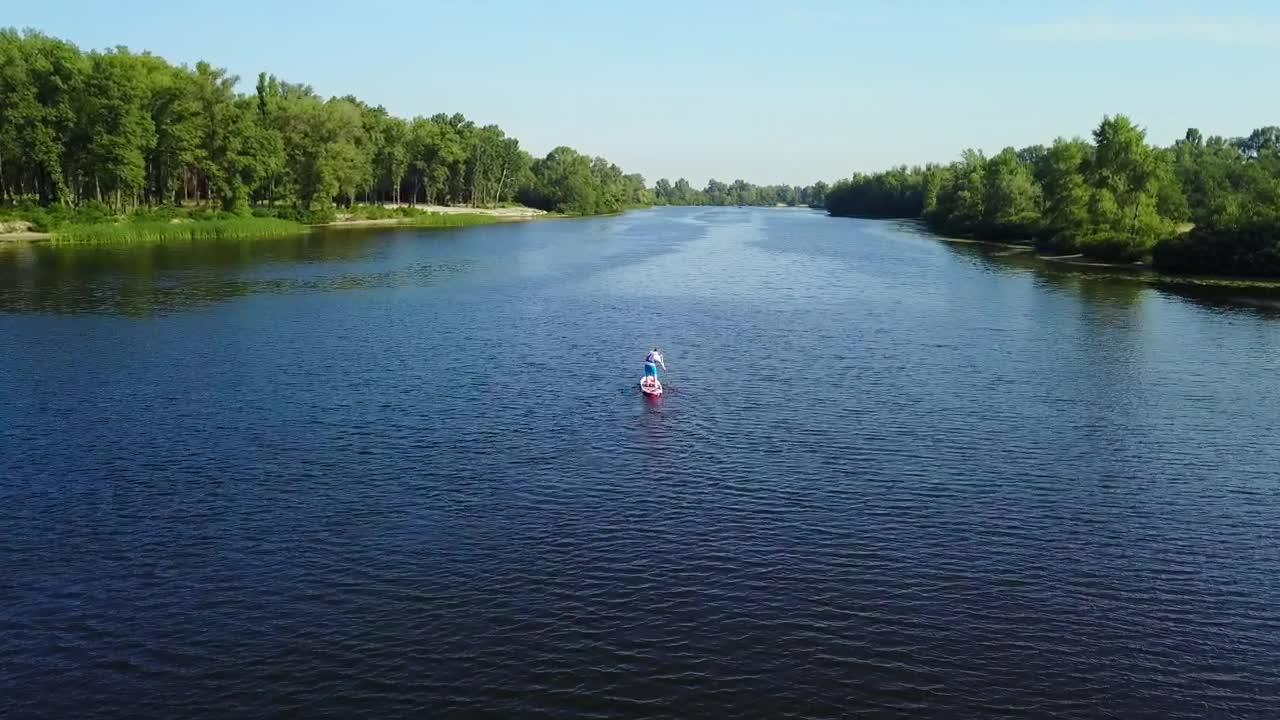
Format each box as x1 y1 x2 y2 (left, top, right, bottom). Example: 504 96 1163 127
644 362 658 377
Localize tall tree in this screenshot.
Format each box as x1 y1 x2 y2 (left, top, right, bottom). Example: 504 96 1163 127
1 30 84 204
374 115 408 204
1090 114 1160 238
1040 138 1092 232
76 48 153 209
190 61 244 208
982 147 1041 233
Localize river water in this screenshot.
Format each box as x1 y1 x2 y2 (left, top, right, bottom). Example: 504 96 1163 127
2 207 1278 718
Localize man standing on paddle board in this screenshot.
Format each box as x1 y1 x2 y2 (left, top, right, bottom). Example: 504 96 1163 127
644 347 666 380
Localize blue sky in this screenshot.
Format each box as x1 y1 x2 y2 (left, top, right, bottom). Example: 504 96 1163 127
9 0 1280 186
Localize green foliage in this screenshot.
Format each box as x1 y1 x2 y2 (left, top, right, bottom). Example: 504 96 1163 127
345 204 414 220
0 29 84 205
823 114 1280 272
1 205 52 232
79 48 154 204
650 178 819 207
826 167 928 218
0 199 115 230
0 28 641 221
1053 230 1148 263
933 151 987 234
982 147 1042 234
1040 139 1092 231
253 205 338 224
518 146 649 215
1153 223 1280 276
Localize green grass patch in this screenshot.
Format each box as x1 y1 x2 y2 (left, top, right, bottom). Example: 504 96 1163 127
51 218 306 243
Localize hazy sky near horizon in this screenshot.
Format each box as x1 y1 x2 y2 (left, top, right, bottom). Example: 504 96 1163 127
9 0 1279 186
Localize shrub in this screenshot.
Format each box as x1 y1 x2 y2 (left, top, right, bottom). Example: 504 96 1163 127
1152 223 1280 277
1038 229 1151 263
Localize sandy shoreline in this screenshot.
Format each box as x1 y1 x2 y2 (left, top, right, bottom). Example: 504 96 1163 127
935 236 1033 251
0 220 49 242
356 204 547 218
0 231 51 242
408 204 546 217
1039 253 1147 270
317 206 550 229
934 235 1149 270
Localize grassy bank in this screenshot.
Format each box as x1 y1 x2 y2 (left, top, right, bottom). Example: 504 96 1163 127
52 218 305 243
259 203 545 224
1 200 559 243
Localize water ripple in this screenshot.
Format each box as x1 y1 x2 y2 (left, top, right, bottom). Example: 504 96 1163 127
3 208 1280 718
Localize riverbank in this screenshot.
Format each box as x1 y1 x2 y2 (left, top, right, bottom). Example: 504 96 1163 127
938 232 1280 289
0 221 48 242
52 218 305 243
0 204 554 244
934 236 1151 270
0 231 50 242
1039 253 1147 270
314 205 553 230
372 204 547 218
886 218 1280 287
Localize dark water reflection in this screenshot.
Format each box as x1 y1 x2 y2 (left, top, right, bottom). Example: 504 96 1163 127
3 209 1279 719
932 231 1280 318
0 229 473 315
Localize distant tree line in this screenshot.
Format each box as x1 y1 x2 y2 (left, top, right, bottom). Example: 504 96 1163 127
824 115 1280 276
0 29 650 218
652 178 827 208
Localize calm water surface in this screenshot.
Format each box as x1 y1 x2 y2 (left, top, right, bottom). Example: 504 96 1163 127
2 207 1279 718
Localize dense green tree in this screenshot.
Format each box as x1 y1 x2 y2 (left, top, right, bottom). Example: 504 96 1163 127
653 178 673 203
6 29 1280 275
1040 138 1092 232
823 113 1280 269
145 56 201 205
77 48 153 208
801 181 828 207
324 99 370 207
522 146 600 214
467 124 527 207
374 115 409 204
1237 127 1280 159
405 115 465 206
982 147 1040 232
671 178 699 205
0 28 649 217
1090 115 1162 239
654 177 824 207
0 30 84 204
918 165 948 217
242 75 286 207
189 61 241 207
930 151 986 233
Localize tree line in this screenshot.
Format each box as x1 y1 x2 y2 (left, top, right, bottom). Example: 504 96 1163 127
824 115 1280 276
652 178 827 207
0 29 650 218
